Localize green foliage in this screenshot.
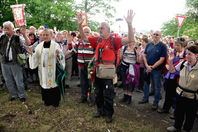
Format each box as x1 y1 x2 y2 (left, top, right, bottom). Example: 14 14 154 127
24 0 76 30
0 0 119 31
0 0 76 30
74 0 119 29
161 0 198 39
0 0 16 25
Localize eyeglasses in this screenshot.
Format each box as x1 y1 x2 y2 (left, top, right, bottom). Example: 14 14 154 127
153 33 160 36
98 27 105 30
84 32 90 34
29 33 35 36
16 30 21 34
176 37 185 42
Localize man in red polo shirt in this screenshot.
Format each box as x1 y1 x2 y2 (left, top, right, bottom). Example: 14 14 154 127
77 10 135 123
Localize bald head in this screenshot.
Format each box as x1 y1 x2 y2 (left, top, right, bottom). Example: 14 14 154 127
152 30 161 44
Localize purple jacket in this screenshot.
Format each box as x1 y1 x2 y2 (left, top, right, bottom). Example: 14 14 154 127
125 64 140 88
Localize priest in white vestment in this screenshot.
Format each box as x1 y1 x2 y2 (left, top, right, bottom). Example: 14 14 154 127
29 29 65 107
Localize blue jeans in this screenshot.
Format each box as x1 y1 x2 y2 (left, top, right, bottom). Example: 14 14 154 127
143 69 162 104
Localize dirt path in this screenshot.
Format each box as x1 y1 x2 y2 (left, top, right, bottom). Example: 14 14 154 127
68 76 198 132
1 75 197 132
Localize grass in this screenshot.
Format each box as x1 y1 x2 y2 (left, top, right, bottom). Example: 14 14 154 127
0 89 165 132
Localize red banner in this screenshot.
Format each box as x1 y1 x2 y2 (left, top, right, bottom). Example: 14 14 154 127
11 4 26 26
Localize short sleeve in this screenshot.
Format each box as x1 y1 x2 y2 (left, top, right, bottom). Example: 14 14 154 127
19 36 26 47
161 44 167 58
113 37 122 50
144 44 150 55
88 36 100 48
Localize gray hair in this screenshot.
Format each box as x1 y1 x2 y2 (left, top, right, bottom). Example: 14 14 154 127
83 26 91 32
55 32 63 38
48 29 53 35
43 29 53 36
3 21 14 29
101 22 110 31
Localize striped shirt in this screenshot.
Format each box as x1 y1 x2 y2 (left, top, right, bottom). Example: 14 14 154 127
121 46 136 66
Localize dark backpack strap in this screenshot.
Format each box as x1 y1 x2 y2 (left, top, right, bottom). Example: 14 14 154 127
96 37 102 63
96 37 102 44
123 45 128 54
110 36 117 66
180 60 186 71
134 47 137 56
6 35 18 57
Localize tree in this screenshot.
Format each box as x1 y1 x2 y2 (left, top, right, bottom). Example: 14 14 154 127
0 0 119 32
0 0 77 30
74 0 119 31
186 0 198 18
0 0 16 25
161 0 198 39
24 0 76 30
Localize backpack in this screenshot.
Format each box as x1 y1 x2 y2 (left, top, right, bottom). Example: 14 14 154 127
122 45 137 64
123 45 137 56
95 36 118 79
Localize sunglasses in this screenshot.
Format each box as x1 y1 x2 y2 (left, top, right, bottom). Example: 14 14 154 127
16 30 21 34
29 33 35 36
177 37 185 42
153 33 160 36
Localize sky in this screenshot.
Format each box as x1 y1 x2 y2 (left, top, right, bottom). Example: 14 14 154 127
111 0 186 33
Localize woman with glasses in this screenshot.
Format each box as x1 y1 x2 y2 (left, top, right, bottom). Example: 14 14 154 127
158 38 186 114
167 44 198 132
26 32 39 84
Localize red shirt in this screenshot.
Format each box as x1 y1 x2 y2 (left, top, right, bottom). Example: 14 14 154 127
88 36 122 65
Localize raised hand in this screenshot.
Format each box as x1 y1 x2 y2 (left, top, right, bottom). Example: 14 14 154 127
78 12 84 26
124 10 135 24
66 32 72 43
20 25 27 36
135 46 141 55
168 51 175 62
26 46 33 55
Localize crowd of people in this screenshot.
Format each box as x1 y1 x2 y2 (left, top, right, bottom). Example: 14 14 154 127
0 9 198 131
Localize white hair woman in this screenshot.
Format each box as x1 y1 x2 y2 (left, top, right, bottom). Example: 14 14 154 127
167 44 198 132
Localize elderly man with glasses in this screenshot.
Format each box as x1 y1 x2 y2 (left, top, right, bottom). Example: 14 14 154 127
77 10 135 123
138 30 167 111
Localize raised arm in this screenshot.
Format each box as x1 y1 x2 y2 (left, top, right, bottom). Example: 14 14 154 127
20 25 31 45
78 13 88 41
121 10 135 45
168 51 176 73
